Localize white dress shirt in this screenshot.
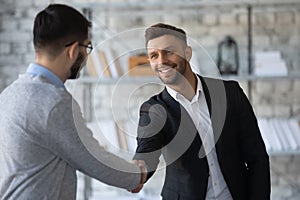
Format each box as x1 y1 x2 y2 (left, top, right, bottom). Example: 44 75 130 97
166 75 233 200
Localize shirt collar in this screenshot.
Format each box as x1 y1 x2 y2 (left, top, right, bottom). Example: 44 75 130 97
166 75 203 103
26 63 65 88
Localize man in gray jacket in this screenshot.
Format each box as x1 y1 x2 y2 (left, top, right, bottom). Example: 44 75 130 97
0 4 145 199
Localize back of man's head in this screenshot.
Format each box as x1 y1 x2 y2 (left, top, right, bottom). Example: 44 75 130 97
33 4 91 57
145 23 187 47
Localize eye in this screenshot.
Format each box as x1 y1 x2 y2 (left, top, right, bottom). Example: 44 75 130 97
150 54 158 60
165 50 173 55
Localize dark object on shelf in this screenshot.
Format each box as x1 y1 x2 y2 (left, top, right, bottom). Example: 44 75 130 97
217 35 239 75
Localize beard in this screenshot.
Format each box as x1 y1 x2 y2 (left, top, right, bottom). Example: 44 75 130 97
158 59 187 85
68 52 86 79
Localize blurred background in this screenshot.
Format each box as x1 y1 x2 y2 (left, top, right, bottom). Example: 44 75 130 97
1 0 300 199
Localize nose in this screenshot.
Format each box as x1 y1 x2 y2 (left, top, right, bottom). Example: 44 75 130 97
157 52 168 65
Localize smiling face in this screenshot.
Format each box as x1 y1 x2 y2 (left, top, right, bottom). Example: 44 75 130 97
147 34 191 85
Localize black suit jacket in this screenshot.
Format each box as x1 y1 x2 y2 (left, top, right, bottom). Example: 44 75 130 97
134 75 270 200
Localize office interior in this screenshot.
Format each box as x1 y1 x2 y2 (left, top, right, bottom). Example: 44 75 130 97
0 0 300 199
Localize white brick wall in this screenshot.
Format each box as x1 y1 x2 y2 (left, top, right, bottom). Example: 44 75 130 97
256 12 276 25
163 15 182 26
276 11 295 25
0 43 11 55
1 17 19 31
19 19 35 32
0 32 31 43
274 104 291 118
271 156 300 200
254 104 274 117
253 35 271 47
143 15 163 26
202 14 218 26
219 13 237 26
253 81 275 95
238 13 251 25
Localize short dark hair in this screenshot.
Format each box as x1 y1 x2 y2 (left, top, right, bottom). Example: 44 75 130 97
145 23 187 47
33 4 92 56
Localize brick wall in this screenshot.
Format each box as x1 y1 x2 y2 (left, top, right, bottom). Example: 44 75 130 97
1 0 300 199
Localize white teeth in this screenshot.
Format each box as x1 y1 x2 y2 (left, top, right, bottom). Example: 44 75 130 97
161 68 171 73
159 68 172 73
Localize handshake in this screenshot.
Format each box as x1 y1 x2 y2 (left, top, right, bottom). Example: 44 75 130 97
128 160 147 193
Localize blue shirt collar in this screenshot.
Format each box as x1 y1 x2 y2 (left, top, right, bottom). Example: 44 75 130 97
26 63 65 88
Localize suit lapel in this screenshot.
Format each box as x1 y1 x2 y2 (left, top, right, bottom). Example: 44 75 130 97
199 76 228 157
159 75 228 161
160 88 203 147
199 76 212 116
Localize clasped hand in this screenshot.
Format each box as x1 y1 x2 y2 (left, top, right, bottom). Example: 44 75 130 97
128 160 147 193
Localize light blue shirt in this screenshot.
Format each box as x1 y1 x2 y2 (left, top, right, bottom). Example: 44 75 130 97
166 75 233 200
26 63 65 88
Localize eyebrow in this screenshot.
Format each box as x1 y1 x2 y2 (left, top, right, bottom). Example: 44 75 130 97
148 45 177 53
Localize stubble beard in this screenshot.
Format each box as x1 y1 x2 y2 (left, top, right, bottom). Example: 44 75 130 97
69 52 85 79
159 60 187 85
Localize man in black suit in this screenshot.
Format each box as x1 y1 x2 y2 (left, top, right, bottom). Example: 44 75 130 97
133 23 270 200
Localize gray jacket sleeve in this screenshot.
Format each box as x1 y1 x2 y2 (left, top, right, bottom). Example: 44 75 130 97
45 97 141 190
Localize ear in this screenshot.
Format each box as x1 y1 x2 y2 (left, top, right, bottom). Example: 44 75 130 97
185 46 192 62
66 42 79 60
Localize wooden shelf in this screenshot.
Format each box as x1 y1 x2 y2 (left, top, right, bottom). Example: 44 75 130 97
72 73 300 85
220 73 300 81
71 76 160 85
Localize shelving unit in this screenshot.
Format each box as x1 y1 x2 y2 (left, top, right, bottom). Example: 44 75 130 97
69 1 300 199
76 73 300 84
73 0 300 101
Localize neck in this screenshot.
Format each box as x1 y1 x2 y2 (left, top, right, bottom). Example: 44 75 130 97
35 54 68 83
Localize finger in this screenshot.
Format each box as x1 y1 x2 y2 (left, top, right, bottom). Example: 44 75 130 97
130 184 144 193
